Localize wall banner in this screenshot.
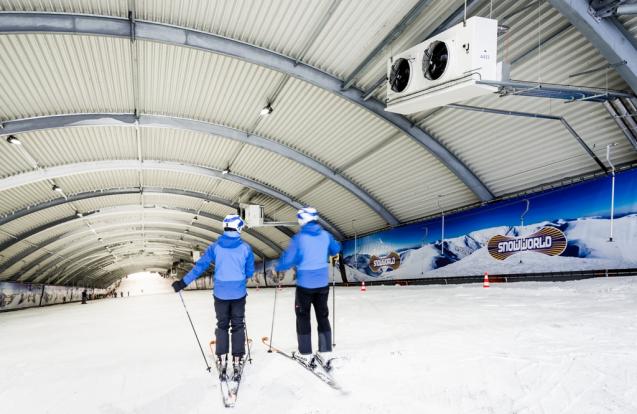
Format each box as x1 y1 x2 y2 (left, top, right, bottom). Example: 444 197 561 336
342 168 637 281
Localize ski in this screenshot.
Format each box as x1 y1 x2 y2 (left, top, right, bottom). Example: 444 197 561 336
209 339 252 408
261 336 345 393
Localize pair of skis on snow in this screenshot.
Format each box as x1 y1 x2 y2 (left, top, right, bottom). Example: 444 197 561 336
261 336 345 393
209 336 344 407
209 339 252 408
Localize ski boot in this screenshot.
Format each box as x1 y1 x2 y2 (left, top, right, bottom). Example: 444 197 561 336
216 355 228 381
292 351 316 368
232 356 244 382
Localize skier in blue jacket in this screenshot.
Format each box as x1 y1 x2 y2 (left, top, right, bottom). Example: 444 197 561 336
276 207 341 363
172 214 254 376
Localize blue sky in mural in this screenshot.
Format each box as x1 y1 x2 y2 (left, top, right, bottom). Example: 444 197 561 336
343 168 637 256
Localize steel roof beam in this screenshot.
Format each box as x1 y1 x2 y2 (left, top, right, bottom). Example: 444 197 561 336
15 230 213 284
0 159 343 238
53 235 208 285
0 12 494 203
61 252 186 286
64 253 192 286
0 186 295 238
4 206 273 282
446 104 609 173
0 190 285 254
30 230 217 285
0 113 399 226
547 0 637 94
62 248 194 284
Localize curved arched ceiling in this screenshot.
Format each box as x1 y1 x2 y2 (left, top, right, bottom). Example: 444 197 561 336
1 0 636 288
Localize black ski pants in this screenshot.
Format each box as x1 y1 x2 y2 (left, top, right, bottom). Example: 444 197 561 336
214 295 246 357
295 286 331 355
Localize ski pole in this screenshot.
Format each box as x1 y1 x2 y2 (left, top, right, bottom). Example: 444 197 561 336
244 318 253 364
177 291 212 372
332 256 336 348
268 273 279 353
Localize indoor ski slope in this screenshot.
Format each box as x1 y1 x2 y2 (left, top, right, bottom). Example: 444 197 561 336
1 277 636 414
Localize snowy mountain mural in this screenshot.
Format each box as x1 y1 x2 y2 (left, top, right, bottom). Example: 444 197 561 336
343 169 637 281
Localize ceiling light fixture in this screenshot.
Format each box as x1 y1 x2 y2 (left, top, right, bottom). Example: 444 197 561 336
260 104 273 117
6 135 21 145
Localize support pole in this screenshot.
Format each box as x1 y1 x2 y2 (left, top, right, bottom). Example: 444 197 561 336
606 144 617 242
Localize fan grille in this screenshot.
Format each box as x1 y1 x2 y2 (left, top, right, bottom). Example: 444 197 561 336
422 41 448 81
389 58 411 93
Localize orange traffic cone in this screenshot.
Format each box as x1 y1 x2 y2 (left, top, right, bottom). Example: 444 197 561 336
360 281 367 292
483 272 490 288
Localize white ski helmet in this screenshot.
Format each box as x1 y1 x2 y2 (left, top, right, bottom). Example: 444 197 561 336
297 207 319 226
223 214 245 233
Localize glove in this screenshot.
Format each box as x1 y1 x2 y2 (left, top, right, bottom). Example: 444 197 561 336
172 279 187 292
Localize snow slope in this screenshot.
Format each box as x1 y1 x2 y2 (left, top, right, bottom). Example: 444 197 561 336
1 278 637 413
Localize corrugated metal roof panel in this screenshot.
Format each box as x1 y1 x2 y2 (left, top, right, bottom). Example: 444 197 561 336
142 193 204 212
302 0 419 79
55 170 140 194
1 203 77 236
0 34 132 119
250 226 292 250
230 145 325 197
301 180 386 236
618 15 637 36
28 219 89 243
0 240 32 269
87 211 143 227
0 143 34 179
0 233 11 246
142 128 241 169
137 0 329 59
0 1 128 16
206 179 246 201
20 127 138 168
343 135 478 222
1 249 49 279
255 76 400 171
248 193 297 222
73 194 142 213
142 169 221 195
198 200 238 218
0 181 56 216
421 94 636 196
139 41 284 131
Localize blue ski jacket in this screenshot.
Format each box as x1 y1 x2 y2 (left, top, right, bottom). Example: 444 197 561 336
275 222 341 288
182 231 255 300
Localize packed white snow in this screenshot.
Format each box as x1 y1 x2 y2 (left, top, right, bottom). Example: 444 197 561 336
1 277 636 413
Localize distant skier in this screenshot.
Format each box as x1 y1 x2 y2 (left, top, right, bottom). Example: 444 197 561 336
172 214 254 378
276 207 340 364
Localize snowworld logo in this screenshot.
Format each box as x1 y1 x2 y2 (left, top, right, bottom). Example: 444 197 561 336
369 252 401 272
487 227 567 261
